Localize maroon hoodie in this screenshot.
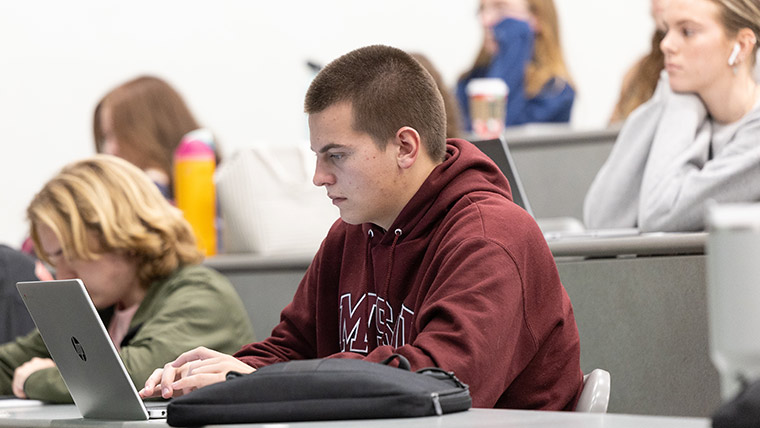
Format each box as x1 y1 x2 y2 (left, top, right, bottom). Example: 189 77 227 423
235 139 582 410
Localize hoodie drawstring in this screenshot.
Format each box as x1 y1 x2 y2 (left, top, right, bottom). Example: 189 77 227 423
364 228 375 341
383 229 403 302
364 228 402 348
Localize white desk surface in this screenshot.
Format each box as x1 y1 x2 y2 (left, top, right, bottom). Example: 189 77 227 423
0 404 710 428
547 232 707 258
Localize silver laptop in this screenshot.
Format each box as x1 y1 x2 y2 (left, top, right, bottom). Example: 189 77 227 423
471 137 534 217
16 279 167 420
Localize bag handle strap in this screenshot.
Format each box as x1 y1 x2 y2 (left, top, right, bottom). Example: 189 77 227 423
416 367 468 389
226 370 245 380
380 354 411 371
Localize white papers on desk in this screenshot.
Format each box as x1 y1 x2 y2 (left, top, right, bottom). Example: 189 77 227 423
0 398 44 408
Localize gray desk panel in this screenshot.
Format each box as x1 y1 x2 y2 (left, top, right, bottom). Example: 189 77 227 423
222 270 303 341
205 255 307 341
558 254 720 417
0 405 710 427
552 233 719 416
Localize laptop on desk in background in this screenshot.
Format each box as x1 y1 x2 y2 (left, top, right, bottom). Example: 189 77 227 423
470 136 639 241
471 137 534 217
16 279 167 420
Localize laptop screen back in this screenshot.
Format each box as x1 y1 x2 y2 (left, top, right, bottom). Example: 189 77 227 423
16 279 155 420
471 137 534 217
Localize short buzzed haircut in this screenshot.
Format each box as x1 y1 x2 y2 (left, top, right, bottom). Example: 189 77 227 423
305 45 447 162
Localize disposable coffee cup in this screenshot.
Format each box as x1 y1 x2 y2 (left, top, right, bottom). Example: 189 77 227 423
466 78 509 139
706 203 760 401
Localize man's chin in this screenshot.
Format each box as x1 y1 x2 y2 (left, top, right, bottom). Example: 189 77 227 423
339 216 361 226
338 211 371 226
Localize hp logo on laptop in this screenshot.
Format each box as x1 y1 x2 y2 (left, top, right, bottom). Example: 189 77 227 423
71 336 87 361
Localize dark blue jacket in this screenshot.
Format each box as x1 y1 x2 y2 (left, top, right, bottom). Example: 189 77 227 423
456 18 574 129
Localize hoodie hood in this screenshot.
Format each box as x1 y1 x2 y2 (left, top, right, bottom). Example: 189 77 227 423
364 138 513 243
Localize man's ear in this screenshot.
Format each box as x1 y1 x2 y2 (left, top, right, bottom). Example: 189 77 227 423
394 127 421 169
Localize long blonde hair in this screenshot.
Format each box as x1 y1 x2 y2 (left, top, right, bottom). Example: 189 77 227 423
713 0 760 61
28 155 203 287
465 0 573 96
610 30 665 123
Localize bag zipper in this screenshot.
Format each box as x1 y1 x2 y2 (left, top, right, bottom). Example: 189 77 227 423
431 393 443 416
429 386 472 415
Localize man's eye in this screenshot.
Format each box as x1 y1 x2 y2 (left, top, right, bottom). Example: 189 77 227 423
330 153 344 160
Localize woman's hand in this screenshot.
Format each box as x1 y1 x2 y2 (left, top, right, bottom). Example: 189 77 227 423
12 357 56 398
480 1 534 55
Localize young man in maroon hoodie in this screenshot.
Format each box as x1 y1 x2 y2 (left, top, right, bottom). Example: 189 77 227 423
141 45 583 410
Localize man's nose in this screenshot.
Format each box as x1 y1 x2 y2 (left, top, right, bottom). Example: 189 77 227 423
313 159 335 187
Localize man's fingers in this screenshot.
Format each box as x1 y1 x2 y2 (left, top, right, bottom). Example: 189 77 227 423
170 347 221 368
142 368 165 393
158 362 184 399
182 358 253 377
138 384 163 399
181 358 228 375
139 349 238 399
141 360 184 397
172 372 227 395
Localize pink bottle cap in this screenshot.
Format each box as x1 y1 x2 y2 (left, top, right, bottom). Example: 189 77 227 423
175 138 214 161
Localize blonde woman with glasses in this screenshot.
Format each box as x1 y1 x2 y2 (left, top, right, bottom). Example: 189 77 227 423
0 155 253 402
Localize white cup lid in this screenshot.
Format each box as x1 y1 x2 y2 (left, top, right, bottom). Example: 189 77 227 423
466 78 509 96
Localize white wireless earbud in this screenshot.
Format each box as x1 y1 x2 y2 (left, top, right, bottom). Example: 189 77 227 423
728 42 741 66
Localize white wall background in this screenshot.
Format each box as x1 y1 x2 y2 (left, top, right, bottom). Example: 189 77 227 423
0 0 654 246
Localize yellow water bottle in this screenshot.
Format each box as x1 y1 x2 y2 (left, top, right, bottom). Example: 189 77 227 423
174 132 217 256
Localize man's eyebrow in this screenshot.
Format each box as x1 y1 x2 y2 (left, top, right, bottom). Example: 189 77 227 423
317 143 347 154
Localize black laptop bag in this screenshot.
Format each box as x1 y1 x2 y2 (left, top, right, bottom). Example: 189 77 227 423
166 354 471 426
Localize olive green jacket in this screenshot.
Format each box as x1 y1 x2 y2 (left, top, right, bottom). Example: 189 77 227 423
0 264 255 402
